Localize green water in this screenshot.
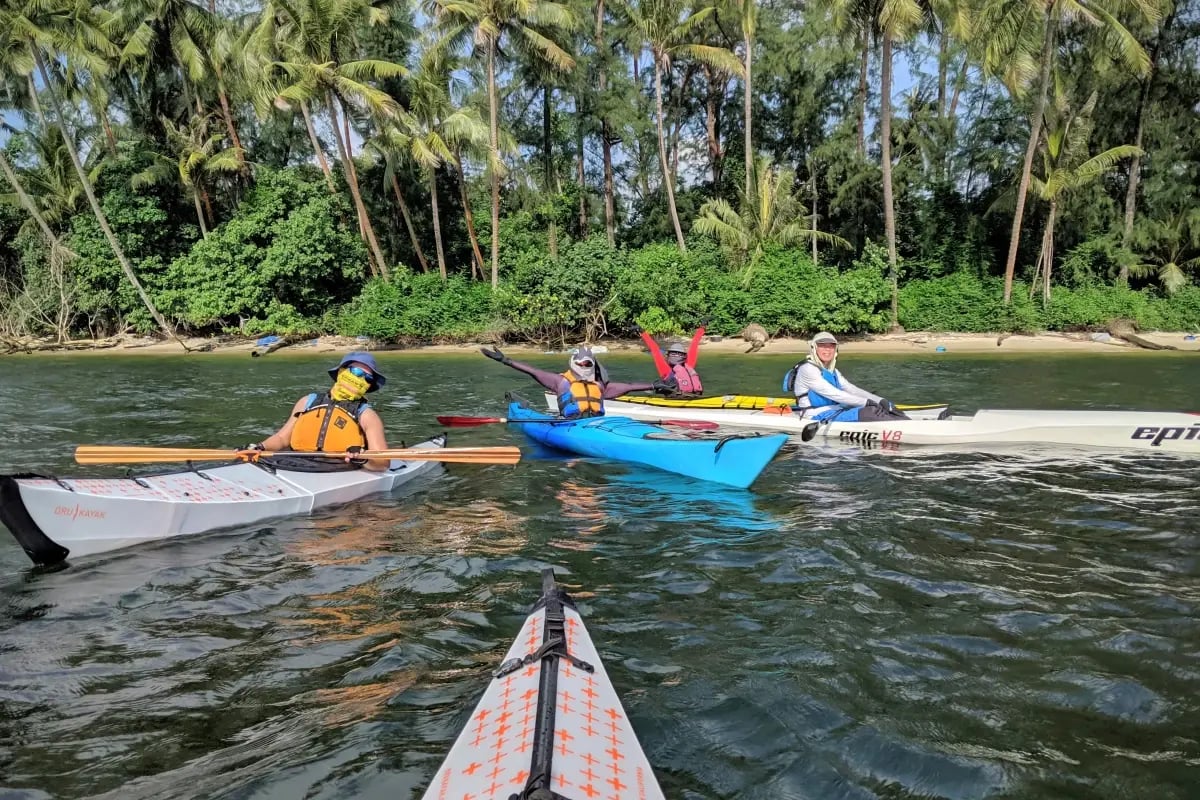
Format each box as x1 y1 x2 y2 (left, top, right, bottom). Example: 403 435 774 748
1 352 1198 799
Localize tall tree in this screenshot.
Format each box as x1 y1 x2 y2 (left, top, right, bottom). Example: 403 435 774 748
6 0 183 346
986 0 1160 303
1028 86 1140 301
429 0 577 287
264 0 409 279
621 0 743 252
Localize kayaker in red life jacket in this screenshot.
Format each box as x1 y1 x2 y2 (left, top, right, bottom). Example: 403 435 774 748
785 332 910 423
246 352 392 471
481 346 662 418
635 319 706 397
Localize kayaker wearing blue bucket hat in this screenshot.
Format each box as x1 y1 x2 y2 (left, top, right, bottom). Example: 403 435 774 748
480 346 660 418
246 352 392 470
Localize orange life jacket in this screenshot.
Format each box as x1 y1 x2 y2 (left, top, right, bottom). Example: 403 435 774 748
289 393 368 452
556 372 604 418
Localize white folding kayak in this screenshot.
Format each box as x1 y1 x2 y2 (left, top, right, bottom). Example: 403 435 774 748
0 435 446 567
421 568 666 800
543 394 1200 454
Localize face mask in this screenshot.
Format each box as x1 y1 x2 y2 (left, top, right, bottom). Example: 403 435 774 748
331 368 371 401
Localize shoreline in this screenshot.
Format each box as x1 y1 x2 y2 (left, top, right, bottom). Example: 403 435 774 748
4 330 1199 357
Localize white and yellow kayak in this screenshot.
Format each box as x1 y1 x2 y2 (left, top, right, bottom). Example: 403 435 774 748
0 436 446 567
612 393 946 414
545 394 1200 454
421 568 665 800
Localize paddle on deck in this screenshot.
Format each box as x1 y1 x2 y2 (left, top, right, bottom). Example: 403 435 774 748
75 445 522 465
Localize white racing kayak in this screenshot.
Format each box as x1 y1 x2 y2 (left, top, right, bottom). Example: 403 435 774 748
421 568 665 800
544 394 1200 454
0 435 446 567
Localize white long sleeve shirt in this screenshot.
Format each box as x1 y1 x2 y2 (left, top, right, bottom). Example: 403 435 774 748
792 361 882 413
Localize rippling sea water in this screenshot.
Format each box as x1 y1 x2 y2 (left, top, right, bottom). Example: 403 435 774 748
1 352 1198 798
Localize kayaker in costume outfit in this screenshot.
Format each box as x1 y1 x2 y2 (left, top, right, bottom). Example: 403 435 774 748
636 319 706 397
786 332 910 422
481 346 661 418
247 352 392 471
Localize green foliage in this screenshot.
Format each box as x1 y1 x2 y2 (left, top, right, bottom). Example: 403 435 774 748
160 168 366 331
335 272 495 340
900 273 1200 332
495 235 627 343
66 142 195 334
741 245 891 334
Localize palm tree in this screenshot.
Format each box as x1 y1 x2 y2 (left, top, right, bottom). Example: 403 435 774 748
984 0 1160 304
738 0 756 200
6 0 182 346
1129 209 1200 294
428 0 577 288
407 50 489 280
621 0 743 253
365 126 432 274
693 158 850 282
132 115 245 237
263 0 408 279
1028 88 1140 302
1120 6 1175 282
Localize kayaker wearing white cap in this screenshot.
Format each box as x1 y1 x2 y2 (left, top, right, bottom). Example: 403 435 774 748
784 332 910 422
247 352 392 470
481 346 660 418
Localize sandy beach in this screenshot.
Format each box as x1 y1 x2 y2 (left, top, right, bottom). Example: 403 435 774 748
6 329 1199 357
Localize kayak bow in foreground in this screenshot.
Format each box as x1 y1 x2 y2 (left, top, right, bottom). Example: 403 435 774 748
421 568 666 800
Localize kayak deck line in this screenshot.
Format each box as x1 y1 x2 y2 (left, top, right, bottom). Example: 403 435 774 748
421 568 666 800
0 435 448 567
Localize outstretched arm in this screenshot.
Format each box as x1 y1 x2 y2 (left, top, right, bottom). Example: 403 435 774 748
685 325 705 367
602 379 656 398
482 348 567 393
639 330 670 377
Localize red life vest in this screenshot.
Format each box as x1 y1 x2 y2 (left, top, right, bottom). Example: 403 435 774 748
669 363 703 395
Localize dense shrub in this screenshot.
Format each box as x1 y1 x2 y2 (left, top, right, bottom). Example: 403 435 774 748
334 271 495 340
160 168 367 332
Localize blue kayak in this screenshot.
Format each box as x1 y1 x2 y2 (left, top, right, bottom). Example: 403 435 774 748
506 400 788 488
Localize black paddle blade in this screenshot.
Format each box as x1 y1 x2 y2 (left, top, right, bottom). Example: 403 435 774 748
800 422 820 442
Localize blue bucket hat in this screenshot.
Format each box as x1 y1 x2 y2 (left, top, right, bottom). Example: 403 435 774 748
327 351 387 392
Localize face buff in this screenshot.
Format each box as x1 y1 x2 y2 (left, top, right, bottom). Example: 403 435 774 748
569 349 597 382
331 368 371 401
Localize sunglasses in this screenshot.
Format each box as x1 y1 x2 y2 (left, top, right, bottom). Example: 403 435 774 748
347 365 375 381
575 360 594 368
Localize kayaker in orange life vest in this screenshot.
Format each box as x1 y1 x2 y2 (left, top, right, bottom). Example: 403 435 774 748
634 318 707 397
481 346 662 417
246 352 392 471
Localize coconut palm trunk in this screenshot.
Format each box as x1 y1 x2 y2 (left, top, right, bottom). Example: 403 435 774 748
880 33 899 330
654 54 687 252
1121 9 1173 282
429 168 447 280
327 95 389 279
32 48 183 349
391 174 431 273
300 101 336 193
1002 8 1056 304
596 0 616 245
0 150 71 252
487 39 501 289
192 188 209 238
742 5 753 197
453 152 486 279
857 32 868 158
